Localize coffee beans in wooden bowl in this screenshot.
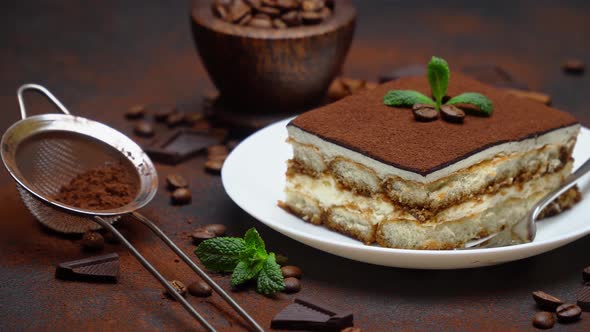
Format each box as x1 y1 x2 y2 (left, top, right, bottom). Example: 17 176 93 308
212 0 334 29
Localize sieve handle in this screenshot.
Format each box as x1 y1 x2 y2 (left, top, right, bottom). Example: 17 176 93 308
17 84 71 120
92 216 217 332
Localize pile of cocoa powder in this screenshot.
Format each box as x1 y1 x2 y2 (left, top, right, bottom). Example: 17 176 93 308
54 162 138 210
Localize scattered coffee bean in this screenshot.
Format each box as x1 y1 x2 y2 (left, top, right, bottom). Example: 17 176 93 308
412 104 438 122
205 159 224 174
281 265 303 279
188 281 213 297
133 121 155 137
532 290 564 311
583 266 590 282
440 104 465 123
341 328 362 332
171 188 192 205
165 280 188 299
214 0 332 28
82 231 105 251
151 105 177 122
275 254 289 266
283 277 301 293
166 174 188 190
125 105 145 119
532 312 555 330
166 112 185 127
577 286 590 312
562 59 585 74
191 229 217 244
556 303 582 323
208 144 229 157
199 224 227 236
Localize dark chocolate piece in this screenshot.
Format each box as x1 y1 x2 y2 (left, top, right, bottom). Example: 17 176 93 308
55 253 119 283
271 296 353 331
144 129 221 165
577 286 590 312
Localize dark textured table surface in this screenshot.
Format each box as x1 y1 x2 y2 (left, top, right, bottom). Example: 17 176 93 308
1 0 590 331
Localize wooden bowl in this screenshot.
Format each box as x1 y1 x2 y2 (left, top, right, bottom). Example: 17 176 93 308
190 0 356 113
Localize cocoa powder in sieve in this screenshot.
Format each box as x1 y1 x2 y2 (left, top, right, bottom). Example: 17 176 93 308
54 162 138 210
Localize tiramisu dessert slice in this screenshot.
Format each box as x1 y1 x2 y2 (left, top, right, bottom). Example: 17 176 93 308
281 57 580 249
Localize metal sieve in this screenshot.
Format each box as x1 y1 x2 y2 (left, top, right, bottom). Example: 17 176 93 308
1 84 263 332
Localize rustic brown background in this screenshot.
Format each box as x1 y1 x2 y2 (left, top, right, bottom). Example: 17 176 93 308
1 0 590 331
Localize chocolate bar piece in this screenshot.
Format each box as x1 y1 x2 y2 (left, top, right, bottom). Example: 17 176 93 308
144 129 221 165
55 253 120 283
271 296 353 331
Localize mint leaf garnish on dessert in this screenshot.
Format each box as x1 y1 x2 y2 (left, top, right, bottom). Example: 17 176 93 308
447 92 493 116
195 228 285 295
383 90 435 107
383 56 494 122
427 56 450 110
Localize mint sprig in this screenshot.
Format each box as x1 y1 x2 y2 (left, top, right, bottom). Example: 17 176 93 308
195 228 285 295
447 92 493 116
382 56 493 117
427 56 450 110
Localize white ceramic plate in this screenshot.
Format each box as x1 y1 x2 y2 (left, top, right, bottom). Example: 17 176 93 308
222 118 590 269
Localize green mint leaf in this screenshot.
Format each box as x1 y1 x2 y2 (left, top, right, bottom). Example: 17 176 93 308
427 56 450 109
446 92 494 116
244 228 266 253
256 253 285 296
239 246 268 265
231 259 264 287
383 90 435 107
195 237 246 272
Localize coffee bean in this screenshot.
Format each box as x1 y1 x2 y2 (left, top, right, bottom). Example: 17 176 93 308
273 18 287 29
245 0 262 8
281 265 303 279
191 230 217 244
258 6 281 16
440 104 465 123
301 11 324 24
171 188 192 205
249 16 273 28
412 104 438 122
340 77 366 94
188 281 213 297
133 121 155 137
532 312 555 330
583 266 590 282
150 105 177 122
166 174 188 190
82 231 104 251
228 0 252 22
199 224 227 236
302 0 324 12
556 303 582 323
276 0 299 9
261 0 278 6
213 3 229 20
562 59 585 74
281 11 301 26
275 254 289 266
205 159 224 174
238 13 253 25
208 144 229 158
125 105 145 119
283 277 301 293
577 286 590 312
166 112 185 127
532 290 564 311
341 328 362 332
165 280 188 299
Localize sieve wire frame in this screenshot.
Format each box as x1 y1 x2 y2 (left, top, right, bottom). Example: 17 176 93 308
1 113 159 221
